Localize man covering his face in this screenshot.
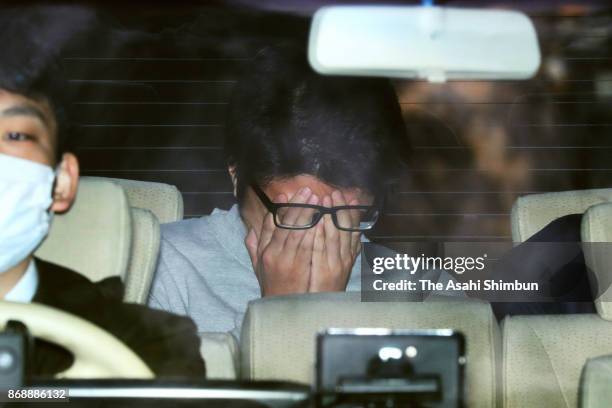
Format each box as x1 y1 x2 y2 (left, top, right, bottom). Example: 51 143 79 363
148 45 411 338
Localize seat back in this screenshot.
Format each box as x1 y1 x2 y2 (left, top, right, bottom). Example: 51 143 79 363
582 202 612 320
124 208 160 304
241 292 501 408
503 198 612 408
502 314 612 408
36 177 161 305
80 177 173 303
35 178 132 282
573 204 612 408
580 355 612 408
91 177 184 224
199 333 239 380
511 189 612 242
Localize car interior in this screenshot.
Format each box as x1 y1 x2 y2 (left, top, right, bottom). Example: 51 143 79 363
2 1 612 407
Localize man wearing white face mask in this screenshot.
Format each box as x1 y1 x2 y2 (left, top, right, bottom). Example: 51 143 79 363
0 5 205 379
0 154 58 301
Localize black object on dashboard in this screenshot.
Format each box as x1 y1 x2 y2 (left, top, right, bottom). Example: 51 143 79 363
316 329 465 408
0 320 31 391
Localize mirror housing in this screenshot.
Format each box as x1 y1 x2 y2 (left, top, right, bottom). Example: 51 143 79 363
308 6 541 82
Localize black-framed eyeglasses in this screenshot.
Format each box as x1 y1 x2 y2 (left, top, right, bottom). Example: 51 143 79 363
251 183 380 232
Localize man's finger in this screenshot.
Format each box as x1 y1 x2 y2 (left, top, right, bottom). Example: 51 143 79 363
309 222 325 290
271 187 312 249
245 228 259 266
295 225 316 286
348 199 362 254
323 196 341 267
285 193 319 252
348 198 361 232
278 187 313 226
312 219 325 259
258 211 276 258
351 231 361 258
295 193 319 229
331 190 351 259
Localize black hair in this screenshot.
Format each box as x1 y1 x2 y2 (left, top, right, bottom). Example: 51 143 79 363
0 5 97 160
225 45 409 203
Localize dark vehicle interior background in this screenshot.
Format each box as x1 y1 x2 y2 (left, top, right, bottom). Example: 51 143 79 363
3 1 612 407
58 0 612 244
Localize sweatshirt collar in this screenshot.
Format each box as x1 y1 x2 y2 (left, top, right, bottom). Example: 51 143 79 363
208 205 252 270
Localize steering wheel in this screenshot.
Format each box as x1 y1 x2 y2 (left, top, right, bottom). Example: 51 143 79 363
0 301 154 379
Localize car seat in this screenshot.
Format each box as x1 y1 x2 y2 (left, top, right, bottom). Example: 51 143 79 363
511 189 612 243
240 292 502 408
90 176 184 224
502 200 612 408
35 177 160 304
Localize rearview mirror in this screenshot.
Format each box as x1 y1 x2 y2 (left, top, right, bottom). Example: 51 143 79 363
308 6 541 82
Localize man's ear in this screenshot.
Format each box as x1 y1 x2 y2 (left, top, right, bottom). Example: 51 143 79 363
228 165 238 198
51 153 80 213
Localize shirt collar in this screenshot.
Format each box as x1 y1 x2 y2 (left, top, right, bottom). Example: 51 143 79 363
207 204 252 270
4 260 39 303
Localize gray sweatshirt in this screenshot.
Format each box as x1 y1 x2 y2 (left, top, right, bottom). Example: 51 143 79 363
148 205 362 339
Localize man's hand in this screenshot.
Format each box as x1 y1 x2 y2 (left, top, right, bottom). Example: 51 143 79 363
309 190 361 292
245 187 319 296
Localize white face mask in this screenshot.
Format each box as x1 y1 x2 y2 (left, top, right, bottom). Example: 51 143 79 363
0 153 55 273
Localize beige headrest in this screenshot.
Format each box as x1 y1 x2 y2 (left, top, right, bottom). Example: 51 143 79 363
200 332 239 379
241 292 500 408
36 178 132 282
511 189 612 242
123 208 160 304
90 177 184 224
582 202 612 320
580 354 612 408
502 314 612 408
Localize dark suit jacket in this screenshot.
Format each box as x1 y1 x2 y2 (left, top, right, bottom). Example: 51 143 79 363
491 213 595 319
29 259 206 379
